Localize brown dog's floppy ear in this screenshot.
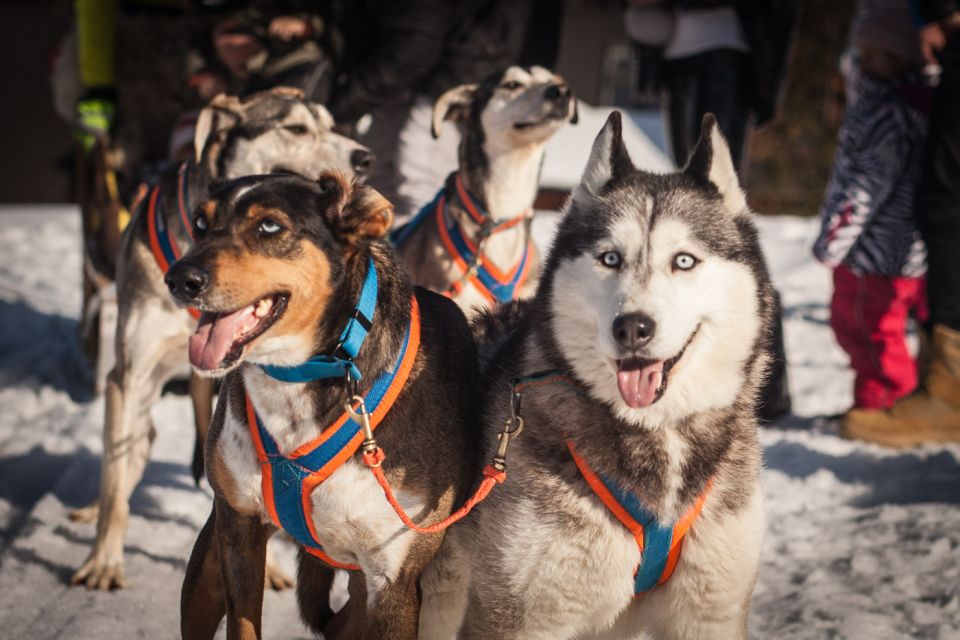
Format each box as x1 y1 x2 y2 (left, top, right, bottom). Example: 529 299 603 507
343 184 394 241
194 94 243 165
431 84 477 139
317 172 394 243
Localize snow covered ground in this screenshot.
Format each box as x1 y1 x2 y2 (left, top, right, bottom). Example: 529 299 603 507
0 207 958 639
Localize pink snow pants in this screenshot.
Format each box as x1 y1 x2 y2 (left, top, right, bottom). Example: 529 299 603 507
831 265 928 410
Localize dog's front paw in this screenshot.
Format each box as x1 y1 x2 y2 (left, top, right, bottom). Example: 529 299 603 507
68 503 100 524
70 548 126 591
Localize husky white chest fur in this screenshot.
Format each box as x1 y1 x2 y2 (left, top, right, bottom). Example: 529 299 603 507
422 112 774 640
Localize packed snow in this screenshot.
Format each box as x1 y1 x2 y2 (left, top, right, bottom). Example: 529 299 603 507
0 207 958 639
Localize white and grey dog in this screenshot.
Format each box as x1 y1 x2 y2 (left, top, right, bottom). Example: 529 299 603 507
394 65 577 314
421 112 774 640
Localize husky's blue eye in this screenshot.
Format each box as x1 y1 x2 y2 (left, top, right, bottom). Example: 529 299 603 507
599 251 622 269
258 218 283 235
500 80 522 91
673 253 698 271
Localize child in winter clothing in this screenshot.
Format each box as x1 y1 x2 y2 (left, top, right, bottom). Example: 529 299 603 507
814 0 933 410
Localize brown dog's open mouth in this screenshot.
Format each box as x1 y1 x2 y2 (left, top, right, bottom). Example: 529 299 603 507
189 292 289 371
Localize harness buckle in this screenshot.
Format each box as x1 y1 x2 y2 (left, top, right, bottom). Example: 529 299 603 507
345 394 377 453
492 415 524 472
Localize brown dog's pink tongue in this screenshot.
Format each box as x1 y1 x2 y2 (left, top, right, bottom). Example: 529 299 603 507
189 305 258 371
616 360 665 408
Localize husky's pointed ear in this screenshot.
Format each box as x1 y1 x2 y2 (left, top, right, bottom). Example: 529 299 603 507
574 111 634 200
194 94 242 165
432 84 477 139
319 172 394 245
685 114 747 214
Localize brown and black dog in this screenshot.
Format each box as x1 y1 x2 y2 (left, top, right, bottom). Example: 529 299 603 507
171 172 481 639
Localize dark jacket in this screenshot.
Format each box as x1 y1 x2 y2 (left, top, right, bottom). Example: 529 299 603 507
327 0 531 122
918 0 960 21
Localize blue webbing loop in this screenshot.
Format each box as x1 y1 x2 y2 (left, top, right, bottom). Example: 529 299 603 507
259 257 377 383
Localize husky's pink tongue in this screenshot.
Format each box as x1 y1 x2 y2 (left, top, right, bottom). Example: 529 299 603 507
189 304 260 371
617 360 665 408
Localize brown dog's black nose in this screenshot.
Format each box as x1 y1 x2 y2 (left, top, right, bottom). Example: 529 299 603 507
544 83 571 105
613 313 656 350
351 149 375 177
166 262 210 303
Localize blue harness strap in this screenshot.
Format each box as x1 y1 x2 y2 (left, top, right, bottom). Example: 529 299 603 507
567 441 709 596
246 295 422 570
259 257 378 383
598 472 677 594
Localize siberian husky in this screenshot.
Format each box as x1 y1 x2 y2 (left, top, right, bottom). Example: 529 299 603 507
421 112 774 640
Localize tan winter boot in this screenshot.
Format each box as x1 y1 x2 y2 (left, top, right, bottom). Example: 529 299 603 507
841 324 960 447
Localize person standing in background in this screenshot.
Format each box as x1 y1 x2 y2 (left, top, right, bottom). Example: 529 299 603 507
843 1 960 446
625 0 798 172
815 1 933 416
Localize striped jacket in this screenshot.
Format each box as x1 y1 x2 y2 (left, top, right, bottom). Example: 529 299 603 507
813 73 930 278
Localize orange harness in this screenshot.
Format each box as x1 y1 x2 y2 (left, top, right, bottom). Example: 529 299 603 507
391 174 532 304
245 296 512 569
146 163 199 319
511 370 710 595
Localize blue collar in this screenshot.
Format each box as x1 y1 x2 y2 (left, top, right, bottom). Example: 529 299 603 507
259 257 378 383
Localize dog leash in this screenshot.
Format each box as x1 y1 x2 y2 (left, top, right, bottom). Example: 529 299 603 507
347 370 584 536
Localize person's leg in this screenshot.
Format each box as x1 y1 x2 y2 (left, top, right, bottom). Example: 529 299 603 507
694 49 752 172
662 57 698 168
830 266 916 409
916 39 960 333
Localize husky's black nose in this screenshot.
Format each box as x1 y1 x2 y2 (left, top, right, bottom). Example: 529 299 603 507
166 262 210 303
613 313 656 349
544 83 571 105
350 149 375 177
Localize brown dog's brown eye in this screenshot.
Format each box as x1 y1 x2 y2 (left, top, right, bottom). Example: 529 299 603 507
283 124 308 135
194 215 208 233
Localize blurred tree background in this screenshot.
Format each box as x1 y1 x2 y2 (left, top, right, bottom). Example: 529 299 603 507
746 0 858 216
